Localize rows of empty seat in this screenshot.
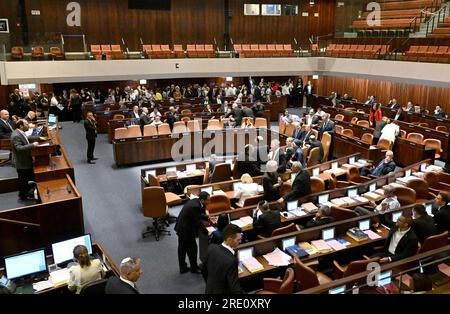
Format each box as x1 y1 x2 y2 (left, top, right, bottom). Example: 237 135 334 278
233 44 296 58
403 45 450 62
142 44 216 59
114 118 268 139
325 44 390 59
11 46 65 61
90 44 125 60
429 17 450 38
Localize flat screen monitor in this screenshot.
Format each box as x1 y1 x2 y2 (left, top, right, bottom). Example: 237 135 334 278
318 193 329 204
52 234 93 265
392 211 402 222
166 167 177 173
312 168 320 176
201 186 213 195
425 203 433 216
225 159 233 165
233 182 242 192
329 285 346 294
145 170 156 178
48 115 57 125
349 157 356 164
359 219 370 231
322 227 335 241
378 271 392 286
32 126 43 136
238 247 253 262
405 169 411 177
282 237 296 251
348 188 358 198
186 164 196 173
369 183 376 192
420 163 427 172
4 249 47 280
287 201 297 212
331 162 339 170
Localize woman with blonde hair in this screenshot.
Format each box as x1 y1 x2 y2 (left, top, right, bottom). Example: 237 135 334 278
234 173 260 207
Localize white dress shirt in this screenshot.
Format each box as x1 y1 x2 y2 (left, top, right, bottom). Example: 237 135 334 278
1 119 13 131
388 227 411 255
120 276 137 290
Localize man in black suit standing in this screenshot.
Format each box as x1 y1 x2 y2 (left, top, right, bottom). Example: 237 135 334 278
378 215 419 263
175 192 211 274
411 204 437 244
252 200 281 238
84 112 97 164
105 257 142 294
202 224 245 294
433 192 450 234
278 161 311 203
0 110 14 139
319 113 335 137
225 103 244 127
303 80 314 108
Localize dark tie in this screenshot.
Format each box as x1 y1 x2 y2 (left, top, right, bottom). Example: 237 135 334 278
323 122 327 131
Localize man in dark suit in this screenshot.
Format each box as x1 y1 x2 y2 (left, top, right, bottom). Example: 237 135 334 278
252 200 281 238
378 215 419 263
105 257 142 294
412 204 437 244
299 125 314 146
278 161 311 203
433 192 450 234
236 144 262 178
225 103 244 127
292 123 303 141
304 109 319 127
0 110 14 139
254 136 269 165
242 105 254 119
434 105 446 118
308 135 324 163
139 107 151 126
302 205 334 229
373 116 389 144
388 98 400 110
253 85 263 102
166 106 178 130
202 224 245 294
129 105 140 119
391 108 404 121
360 150 396 177
10 120 39 200
303 81 314 108
175 192 211 274
291 139 306 168
84 112 98 164
319 113 335 136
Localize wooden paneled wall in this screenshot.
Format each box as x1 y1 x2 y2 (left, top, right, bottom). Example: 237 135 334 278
315 76 450 112
229 0 335 48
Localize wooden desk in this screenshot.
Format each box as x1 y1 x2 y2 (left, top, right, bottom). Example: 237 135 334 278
333 133 383 162
393 137 436 167
37 176 79 204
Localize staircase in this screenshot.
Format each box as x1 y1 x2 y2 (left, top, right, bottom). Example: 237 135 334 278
410 1 450 37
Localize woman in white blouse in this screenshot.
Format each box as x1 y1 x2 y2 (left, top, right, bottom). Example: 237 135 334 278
68 245 105 294
234 173 260 207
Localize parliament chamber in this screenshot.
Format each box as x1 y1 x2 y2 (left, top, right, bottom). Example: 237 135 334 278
1 0 450 300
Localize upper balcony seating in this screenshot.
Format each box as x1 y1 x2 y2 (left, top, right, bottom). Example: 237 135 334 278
235 44 296 58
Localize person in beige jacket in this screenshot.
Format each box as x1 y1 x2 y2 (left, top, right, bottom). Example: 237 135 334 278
68 245 105 294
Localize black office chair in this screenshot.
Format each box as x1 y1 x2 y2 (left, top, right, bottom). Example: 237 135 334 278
79 278 108 294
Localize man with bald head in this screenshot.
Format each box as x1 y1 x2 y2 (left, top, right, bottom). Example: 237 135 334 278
0 110 14 139
105 257 142 294
24 111 37 123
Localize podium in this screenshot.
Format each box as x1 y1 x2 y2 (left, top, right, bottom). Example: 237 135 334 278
32 143 57 167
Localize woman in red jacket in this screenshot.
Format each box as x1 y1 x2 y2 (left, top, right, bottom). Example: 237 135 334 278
369 103 382 127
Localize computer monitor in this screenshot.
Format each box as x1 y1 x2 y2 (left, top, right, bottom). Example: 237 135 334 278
51 234 93 265
405 169 411 177
329 285 346 294
369 183 376 192
378 271 392 286
48 115 57 125
4 249 47 280
287 201 297 212
225 159 233 165
331 162 339 170
318 193 329 204
237 247 254 262
233 182 242 192
349 156 356 164
359 219 370 231
425 203 433 216
420 163 427 172
312 168 320 176
392 211 402 222
281 237 296 251
348 188 358 198
32 125 43 136
166 167 177 173
145 170 156 178
201 186 213 195
186 164 196 173
322 227 335 241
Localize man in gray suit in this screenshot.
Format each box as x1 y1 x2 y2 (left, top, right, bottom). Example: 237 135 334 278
11 119 39 200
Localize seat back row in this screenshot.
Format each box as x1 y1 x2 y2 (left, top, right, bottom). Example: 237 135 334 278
403 45 450 63
90 44 124 60
325 44 390 59
234 44 296 58
142 44 216 58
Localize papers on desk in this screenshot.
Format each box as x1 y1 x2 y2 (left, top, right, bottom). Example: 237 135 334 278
33 280 53 292
241 257 264 273
212 189 227 196
374 189 385 195
231 216 253 228
189 194 199 199
263 248 291 266
438 263 450 277
299 242 319 255
326 239 346 251
324 168 345 175
301 202 318 213
49 268 70 287
176 171 187 178
363 192 383 201
289 208 307 217
280 211 296 219
364 229 382 240
331 198 347 206
396 176 418 184
336 238 351 247
425 165 443 173
352 196 369 203
311 240 332 253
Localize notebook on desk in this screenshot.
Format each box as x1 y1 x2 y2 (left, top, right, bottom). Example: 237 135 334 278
48 268 70 287
241 257 264 273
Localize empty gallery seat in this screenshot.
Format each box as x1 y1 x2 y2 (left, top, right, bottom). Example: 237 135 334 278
157 123 172 136
50 47 65 60
11 46 24 61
